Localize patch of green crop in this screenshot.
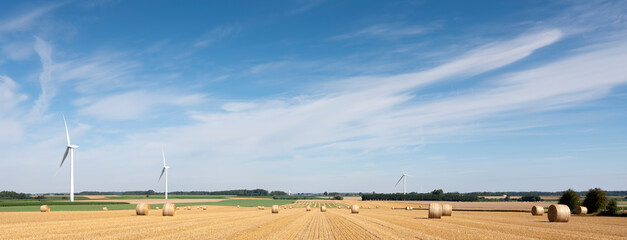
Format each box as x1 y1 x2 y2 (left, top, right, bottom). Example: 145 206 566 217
0 201 129 207
108 195 227 199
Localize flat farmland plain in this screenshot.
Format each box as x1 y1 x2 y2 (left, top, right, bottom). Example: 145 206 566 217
1 204 626 239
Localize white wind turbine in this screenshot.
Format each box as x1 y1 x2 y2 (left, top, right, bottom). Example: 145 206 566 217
158 149 170 200
395 170 411 194
56 115 79 202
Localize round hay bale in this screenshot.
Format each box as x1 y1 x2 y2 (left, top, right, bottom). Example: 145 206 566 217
548 204 570 222
136 203 150 216
163 203 176 216
272 205 279 214
428 203 442 219
532 206 544 216
306 205 311 211
351 205 359 214
576 206 587 215
376 206 379 208
289 206 292 209
203 206 207 210
102 207 108 211
405 206 411 210
40 205 50 212
391 207 395 209
442 204 452 216
320 205 327 212
187 206 191 210
368 206 371 209
338 206 342 209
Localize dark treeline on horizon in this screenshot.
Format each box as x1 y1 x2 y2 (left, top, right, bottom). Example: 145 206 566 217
467 191 627 197
362 192 479 202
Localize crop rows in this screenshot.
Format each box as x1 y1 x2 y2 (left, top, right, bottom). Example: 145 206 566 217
1 204 625 239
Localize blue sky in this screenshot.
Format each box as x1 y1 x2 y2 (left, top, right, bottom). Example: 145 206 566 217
0 0 626 194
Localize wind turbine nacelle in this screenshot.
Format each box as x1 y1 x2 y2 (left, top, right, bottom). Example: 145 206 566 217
69 145 79 148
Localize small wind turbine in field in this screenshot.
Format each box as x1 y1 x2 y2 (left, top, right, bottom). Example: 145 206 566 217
56 115 79 202
395 170 411 194
158 149 171 200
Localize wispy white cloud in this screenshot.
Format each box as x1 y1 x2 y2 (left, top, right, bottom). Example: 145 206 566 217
194 25 238 47
221 102 258 112
0 76 27 143
289 0 325 14
0 75 28 117
0 2 66 33
331 23 431 41
51 52 141 93
27 37 55 121
1 41 35 61
119 29 564 163
78 91 207 120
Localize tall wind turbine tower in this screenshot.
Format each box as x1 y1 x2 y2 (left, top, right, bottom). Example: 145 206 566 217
395 171 410 194
57 115 79 202
158 149 170 200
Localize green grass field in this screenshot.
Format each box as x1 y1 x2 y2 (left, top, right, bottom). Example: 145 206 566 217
0 204 136 212
106 195 227 199
0 199 296 212
0 201 128 207
228 195 274 199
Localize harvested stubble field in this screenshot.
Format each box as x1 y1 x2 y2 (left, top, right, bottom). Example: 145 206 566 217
1 204 626 239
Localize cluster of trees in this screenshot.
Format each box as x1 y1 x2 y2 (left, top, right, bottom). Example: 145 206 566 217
269 191 287 196
362 189 479 202
518 194 542 202
0 191 32 199
558 188 619 215
469 191 627 196
171 189 270 196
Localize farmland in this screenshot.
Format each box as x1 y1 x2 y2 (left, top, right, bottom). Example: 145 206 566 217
1 203 626 239
0 195 296 212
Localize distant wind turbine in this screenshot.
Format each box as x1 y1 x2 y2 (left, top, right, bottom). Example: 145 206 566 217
158 149 170 200
56 115 79 202
395 171 411 194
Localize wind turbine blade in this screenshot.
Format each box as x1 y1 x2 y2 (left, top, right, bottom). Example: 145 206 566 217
55 147 70 176
162 149 166 167
63 115 70 145
395 175 404 187
158 167 166 182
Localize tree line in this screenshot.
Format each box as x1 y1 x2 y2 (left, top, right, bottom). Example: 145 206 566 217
0 191 32 199
362 190 479 202
468 191 627 196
